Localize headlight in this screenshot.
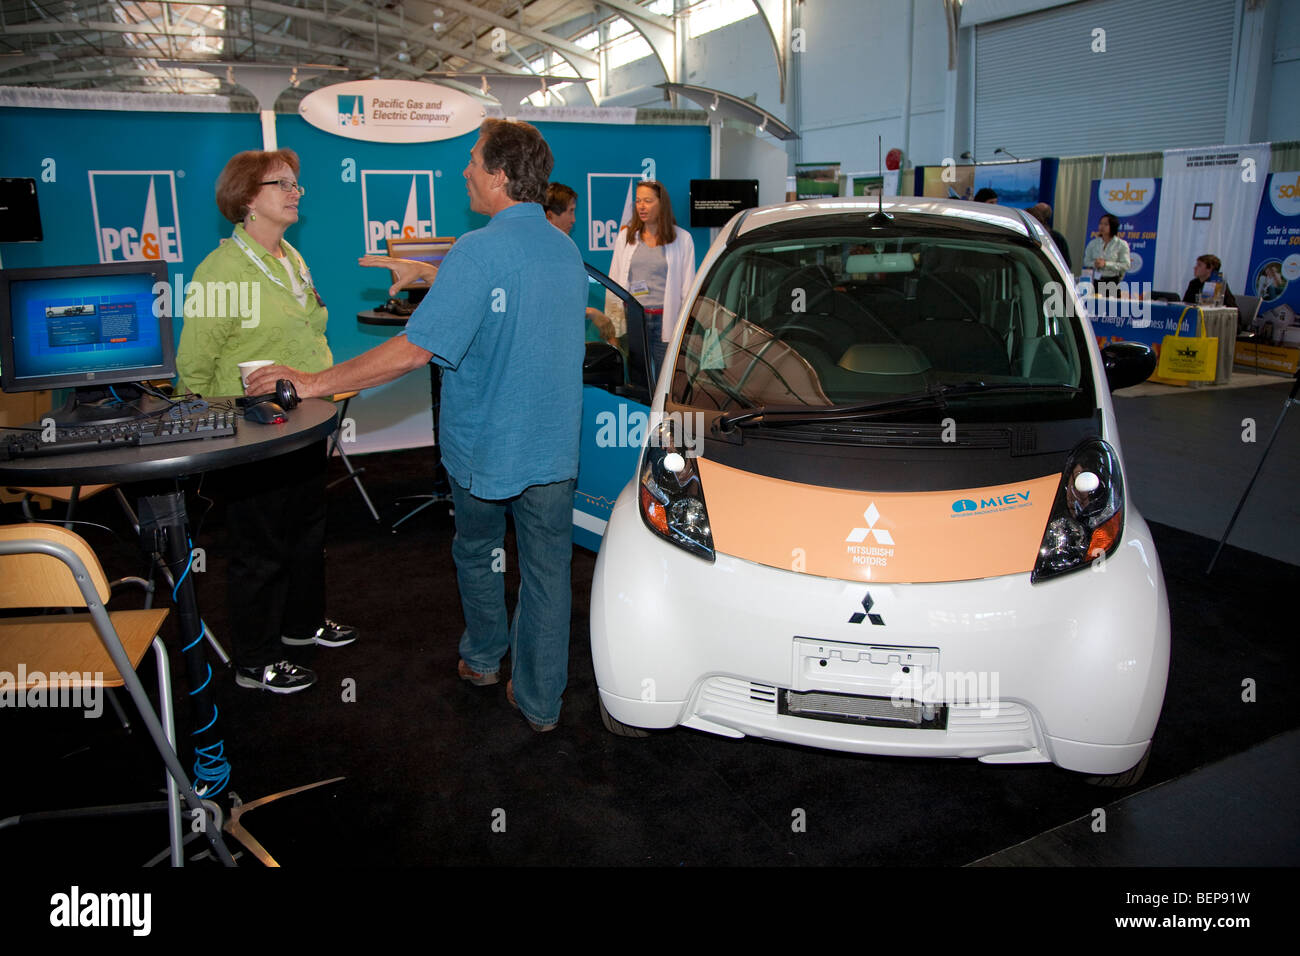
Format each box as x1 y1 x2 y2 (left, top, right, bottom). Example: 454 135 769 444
639 420 715 561
1032 438 1124 582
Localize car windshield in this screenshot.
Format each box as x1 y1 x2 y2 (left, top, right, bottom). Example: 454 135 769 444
672 224 1090 421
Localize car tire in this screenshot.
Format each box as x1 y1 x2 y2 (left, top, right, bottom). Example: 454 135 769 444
598 696 652 738
1084 743 1151 788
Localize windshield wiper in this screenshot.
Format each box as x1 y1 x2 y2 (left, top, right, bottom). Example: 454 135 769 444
715 383 1081 431
716 389 949 430
933 382 1083 397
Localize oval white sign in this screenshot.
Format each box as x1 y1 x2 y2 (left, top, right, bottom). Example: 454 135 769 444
300 80 485 143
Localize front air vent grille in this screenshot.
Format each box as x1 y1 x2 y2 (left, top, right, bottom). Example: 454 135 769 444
701 677 778 713
780 689 947 729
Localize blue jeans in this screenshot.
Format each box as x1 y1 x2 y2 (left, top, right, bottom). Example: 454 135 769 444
449 477 575 726
645 309 667 381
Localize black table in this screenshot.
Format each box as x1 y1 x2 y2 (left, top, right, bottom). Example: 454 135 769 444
0 399 339 830
0 398 339 487
357 309 452 531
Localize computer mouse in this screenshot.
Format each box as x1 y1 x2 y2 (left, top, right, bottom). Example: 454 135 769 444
243 401 287 424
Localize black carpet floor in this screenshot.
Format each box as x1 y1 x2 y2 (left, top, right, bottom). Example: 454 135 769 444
2 446 1296 868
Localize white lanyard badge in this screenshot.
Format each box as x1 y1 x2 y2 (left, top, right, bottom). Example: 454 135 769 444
231 229 314 305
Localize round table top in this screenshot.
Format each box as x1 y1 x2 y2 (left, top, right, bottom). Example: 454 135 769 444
357 308 413 327
0 398 339 486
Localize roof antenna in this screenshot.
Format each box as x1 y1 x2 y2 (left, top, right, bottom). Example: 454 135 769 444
869 134 892 225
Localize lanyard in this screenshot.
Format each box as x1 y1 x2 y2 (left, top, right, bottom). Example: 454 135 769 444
230 229 313 302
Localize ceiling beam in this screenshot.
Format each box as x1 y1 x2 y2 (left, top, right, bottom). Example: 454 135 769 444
247 0 532 75
432 0 599 67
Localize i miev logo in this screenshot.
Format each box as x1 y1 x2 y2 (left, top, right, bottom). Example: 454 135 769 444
88 170 184 263
360 170 436 254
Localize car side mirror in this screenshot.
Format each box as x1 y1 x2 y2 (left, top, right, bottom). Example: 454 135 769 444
1101 342 1157 392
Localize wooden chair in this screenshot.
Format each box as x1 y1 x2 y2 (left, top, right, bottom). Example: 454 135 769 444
0 523 235 866
4 485 232 668
6 483 123 529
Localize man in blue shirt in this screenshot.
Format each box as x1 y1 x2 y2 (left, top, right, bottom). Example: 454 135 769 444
251 119 587 731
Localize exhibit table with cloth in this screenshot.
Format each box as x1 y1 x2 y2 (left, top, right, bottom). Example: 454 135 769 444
1086 298 1238 384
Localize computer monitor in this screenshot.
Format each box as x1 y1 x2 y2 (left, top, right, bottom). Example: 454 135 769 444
0 260 175 424
386 236 455 297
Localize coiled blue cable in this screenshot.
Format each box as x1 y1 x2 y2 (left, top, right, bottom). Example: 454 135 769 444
173 539 231 795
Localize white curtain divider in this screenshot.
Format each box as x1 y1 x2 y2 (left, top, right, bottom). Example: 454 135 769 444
1153 143 1271 295
0 85 235 113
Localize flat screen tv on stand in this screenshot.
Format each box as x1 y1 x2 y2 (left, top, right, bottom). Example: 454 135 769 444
0 260 176 426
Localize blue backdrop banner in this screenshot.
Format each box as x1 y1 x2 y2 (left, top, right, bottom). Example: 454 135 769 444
1085 177 1161 286
1245 170 1300 338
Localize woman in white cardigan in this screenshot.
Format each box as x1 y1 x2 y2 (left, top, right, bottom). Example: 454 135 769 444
606 180 695 375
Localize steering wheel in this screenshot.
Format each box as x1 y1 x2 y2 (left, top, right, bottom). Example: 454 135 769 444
768 318 843 354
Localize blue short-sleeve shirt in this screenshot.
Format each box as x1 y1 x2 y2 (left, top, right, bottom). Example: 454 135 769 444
403 202 587 500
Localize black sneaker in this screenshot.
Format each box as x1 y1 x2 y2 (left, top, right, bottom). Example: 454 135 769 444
235 660 316 694
282 619 358 648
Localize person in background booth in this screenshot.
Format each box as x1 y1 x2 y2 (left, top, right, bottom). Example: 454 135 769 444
176 148 358 695
544 182 618 347
543 182 578 235
607 179 696 374
1083 212 1130 295
1183 254 1237 307
973 187 998 204
1027 202 1072 271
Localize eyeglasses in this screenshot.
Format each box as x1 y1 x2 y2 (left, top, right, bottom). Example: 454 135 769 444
261 178 305 196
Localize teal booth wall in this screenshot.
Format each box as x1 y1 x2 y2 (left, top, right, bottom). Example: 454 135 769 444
1 106 710 453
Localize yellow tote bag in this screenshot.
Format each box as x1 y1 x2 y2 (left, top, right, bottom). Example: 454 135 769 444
1156 306 1218 382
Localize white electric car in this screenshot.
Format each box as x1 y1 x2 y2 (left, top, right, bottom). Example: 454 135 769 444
589 197 1169 784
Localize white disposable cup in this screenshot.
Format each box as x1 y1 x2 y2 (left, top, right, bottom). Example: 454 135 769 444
238 360 275 391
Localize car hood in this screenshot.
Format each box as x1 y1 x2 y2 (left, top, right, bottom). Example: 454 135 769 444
697 456 1060 583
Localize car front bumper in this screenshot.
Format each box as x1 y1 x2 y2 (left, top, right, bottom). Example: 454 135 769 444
591 486 1170 776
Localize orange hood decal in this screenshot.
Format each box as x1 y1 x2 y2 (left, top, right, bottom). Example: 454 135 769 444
696 458 1061 583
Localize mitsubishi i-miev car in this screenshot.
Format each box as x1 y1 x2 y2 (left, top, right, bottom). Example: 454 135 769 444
588 197 1169 785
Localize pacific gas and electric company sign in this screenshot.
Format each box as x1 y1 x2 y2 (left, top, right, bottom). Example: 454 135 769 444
299 79 484 143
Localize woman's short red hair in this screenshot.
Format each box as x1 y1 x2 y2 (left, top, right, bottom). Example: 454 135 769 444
215 149 301 223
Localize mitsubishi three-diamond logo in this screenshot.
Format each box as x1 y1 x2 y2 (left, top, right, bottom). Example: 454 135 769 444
849 592 884 626
845 502 896 573
846 503 894 545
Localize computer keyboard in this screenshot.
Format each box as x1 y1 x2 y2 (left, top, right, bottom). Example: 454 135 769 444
0 409 238 461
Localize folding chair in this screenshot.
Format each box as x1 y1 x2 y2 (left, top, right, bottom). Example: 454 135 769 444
0 523 235 866
5 484 231 667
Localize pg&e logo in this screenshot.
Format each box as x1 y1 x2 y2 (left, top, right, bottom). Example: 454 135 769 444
360 170 436 254
88 171 183 263
339 95 364 128
586 172 642 252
